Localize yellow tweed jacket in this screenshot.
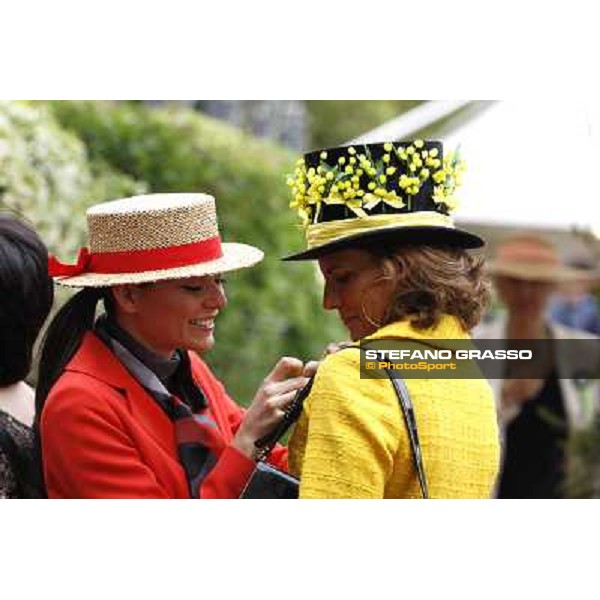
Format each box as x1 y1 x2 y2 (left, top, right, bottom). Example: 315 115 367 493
288 316 500 498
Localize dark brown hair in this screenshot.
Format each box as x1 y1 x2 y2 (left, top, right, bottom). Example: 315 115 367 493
369 243 490 332
0 215 54 386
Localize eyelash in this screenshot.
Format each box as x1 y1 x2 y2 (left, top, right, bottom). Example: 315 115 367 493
333 274 351 285
183 277 227 292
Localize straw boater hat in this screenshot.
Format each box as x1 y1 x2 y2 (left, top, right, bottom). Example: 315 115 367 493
487 234 594 283
48 193 264 287
283 140 483 260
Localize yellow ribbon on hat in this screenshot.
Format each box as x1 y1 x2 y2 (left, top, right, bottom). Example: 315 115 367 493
305 211 455 249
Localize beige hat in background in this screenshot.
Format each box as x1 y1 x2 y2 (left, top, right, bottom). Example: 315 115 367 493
487 234 593 282
49 193 264 287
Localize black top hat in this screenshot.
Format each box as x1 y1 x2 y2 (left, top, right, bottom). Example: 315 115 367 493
283 140 484 260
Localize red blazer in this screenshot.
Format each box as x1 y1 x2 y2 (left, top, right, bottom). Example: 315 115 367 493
41 332 287 498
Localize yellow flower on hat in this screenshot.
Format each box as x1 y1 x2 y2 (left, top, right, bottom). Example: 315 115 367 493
286 141 466 228
433 185 459 212
433 170 446 184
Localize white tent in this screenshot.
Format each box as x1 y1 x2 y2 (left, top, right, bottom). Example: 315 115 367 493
354 100 600 262
443 101 599 225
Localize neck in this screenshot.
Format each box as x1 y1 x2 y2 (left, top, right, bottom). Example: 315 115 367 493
0 382 35 426
112 314 174 360
506 312 548 339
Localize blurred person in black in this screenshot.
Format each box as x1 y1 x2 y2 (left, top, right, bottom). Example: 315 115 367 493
475 234 600 498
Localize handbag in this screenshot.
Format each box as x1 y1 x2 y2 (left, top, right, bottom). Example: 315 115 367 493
239 377 314 499
239 348 429 499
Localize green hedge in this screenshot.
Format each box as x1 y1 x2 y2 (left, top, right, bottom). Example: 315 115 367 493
0 101 145 259
37 101 344 404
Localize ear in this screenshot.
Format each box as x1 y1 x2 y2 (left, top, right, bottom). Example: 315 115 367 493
110 284 144 315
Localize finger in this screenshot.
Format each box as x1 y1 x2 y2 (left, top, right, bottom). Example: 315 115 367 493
324 341 353 356
266 356 304 382
264 376 309 397
302 361 319 378
324 343 340 355
267 389 302 411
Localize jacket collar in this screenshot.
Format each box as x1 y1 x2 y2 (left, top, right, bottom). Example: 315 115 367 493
68 331 144 390
363 315 471 351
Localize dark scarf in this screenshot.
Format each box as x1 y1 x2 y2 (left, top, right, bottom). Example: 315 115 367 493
95 316 226 498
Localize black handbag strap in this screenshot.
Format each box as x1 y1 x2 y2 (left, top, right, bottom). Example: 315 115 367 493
254 376 315 461
380 368 429 499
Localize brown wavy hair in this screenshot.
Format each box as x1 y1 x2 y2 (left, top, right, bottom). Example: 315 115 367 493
368 243 490 332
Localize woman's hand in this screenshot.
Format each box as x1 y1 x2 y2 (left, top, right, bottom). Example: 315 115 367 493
302 360 319 378
232 357 309 460
323 340 354 356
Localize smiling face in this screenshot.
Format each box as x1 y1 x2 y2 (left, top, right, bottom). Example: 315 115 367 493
111 275 227 358
318 248 397 341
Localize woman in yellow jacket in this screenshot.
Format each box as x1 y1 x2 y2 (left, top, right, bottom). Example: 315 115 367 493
284 141 500 498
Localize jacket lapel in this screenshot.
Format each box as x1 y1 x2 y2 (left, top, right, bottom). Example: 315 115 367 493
68 332 177 457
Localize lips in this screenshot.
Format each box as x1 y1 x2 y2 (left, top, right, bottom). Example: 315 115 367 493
189 318 215 331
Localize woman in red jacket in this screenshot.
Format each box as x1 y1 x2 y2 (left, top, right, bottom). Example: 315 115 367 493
36 193 309 498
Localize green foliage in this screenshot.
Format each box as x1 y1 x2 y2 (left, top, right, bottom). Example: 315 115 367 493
306 101 423 149
0 101 145 260
564 415 600 498
46 101 345 404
